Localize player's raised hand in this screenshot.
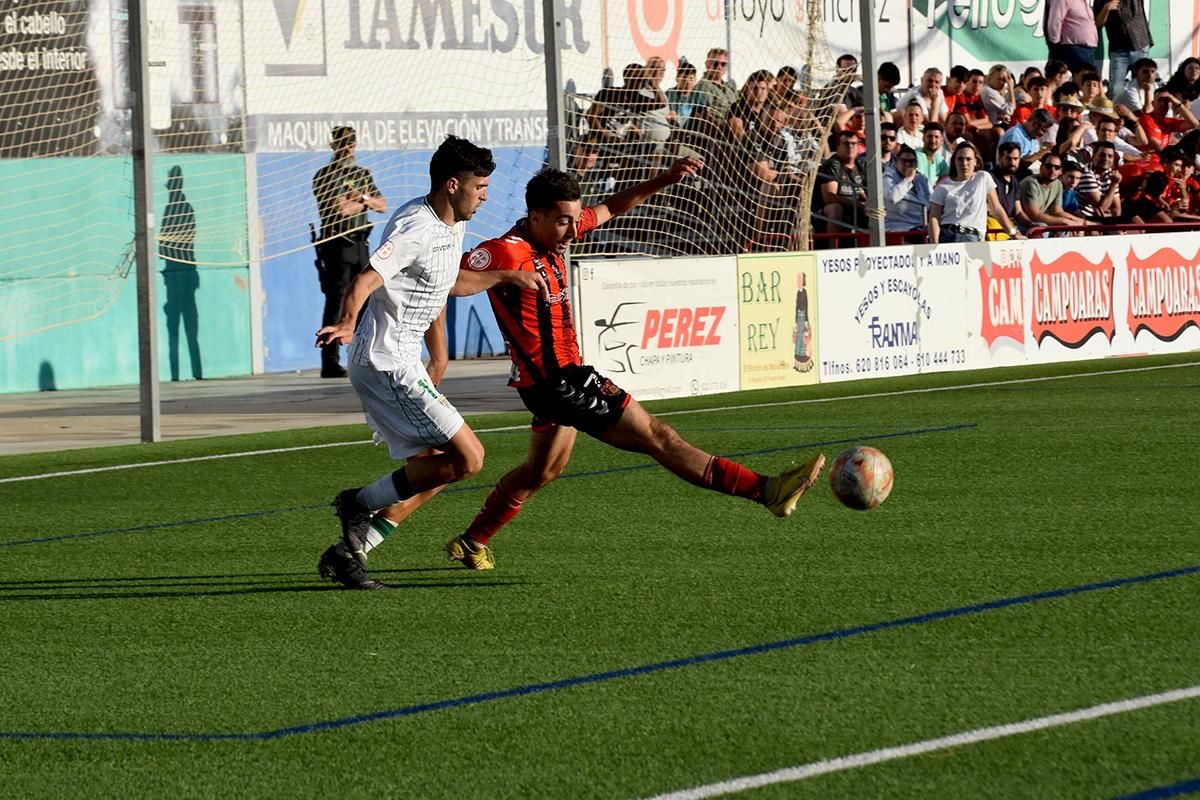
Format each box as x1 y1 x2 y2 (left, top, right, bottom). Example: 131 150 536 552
665 156 704 183
316 321 355 348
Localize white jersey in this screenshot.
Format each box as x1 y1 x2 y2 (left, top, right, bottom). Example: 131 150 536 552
349 196 464 372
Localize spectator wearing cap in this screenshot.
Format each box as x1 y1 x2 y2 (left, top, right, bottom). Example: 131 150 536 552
1045 0 1099 74
1018 154 1087 231
882 145 930 232
1050 91 1089 154
1094 0 1152 102
999 109 1057 169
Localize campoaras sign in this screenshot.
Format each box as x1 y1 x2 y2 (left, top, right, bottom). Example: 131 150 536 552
1029 250 1115 348
1126 246 1200 342
978 249 1024 348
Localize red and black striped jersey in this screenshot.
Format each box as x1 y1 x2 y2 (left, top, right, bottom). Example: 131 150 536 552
460 207 598 388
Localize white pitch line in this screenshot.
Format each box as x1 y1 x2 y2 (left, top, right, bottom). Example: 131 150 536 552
643 685 1200 800
3 360 1197 485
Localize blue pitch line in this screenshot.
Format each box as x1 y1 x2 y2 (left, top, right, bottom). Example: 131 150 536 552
1 562 1196 744
1113 777 1200 799
1 423 976 549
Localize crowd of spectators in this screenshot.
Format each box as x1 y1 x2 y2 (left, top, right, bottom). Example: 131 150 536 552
569 0 1197 249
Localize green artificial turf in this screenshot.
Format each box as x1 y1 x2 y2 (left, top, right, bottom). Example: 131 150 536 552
3 353 1199 798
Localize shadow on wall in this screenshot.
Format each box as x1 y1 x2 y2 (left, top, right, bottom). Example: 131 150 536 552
38 360 56 391
159 165 204 381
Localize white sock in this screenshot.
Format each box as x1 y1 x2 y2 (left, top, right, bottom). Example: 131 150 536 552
363 517 394 554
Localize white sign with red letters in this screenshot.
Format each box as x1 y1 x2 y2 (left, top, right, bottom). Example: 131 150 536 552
576 256 740 401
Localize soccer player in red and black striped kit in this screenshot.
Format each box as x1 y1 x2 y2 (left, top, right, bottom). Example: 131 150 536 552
443 158 826 569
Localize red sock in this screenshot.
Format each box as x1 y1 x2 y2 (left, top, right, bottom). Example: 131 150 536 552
464 480 524 545
702 456 768 500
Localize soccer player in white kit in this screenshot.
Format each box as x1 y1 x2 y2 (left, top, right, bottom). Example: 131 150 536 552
315 136 546 589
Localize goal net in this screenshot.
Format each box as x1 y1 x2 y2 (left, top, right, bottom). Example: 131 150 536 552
0 1 848 347
559 2 852 257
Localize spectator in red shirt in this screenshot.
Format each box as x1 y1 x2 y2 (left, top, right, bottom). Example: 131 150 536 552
943 65 970 119
1137 88 1198 152
1013 77 1054 125
1125 171 1174 223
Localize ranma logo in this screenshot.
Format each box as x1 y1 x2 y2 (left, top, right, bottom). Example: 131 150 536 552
977 254 1024 347
1029 249 1115 348
1126 246 1200 341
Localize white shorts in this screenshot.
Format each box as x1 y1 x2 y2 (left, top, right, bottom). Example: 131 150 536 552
348 361 465 460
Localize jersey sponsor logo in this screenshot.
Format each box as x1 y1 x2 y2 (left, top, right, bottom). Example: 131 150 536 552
375 240 395 259
467 248 492 270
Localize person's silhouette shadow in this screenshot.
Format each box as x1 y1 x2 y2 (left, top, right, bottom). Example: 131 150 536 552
159 165 203 381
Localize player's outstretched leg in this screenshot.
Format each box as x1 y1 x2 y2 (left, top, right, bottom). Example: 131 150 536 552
448 425 578 569
759 453 827 518
600 397 825 517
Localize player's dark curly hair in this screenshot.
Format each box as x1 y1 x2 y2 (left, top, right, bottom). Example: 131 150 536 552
429 135 495 185
525 168 581 211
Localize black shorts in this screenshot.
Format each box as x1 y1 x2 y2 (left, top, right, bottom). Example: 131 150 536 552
517 364 631 438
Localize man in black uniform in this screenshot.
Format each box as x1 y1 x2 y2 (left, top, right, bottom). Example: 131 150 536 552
312 126 386 377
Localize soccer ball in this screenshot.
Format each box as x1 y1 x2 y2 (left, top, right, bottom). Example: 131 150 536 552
829 447 893 510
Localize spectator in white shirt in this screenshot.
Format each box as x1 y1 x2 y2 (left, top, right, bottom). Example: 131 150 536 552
898 68 950 124
929 141 1022 243
896 100 926 149
1115 58 1158 113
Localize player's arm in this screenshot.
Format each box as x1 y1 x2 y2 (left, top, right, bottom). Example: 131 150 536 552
451 262 550 299
424 306 448 385
591 156 703 225
315 267 383 347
